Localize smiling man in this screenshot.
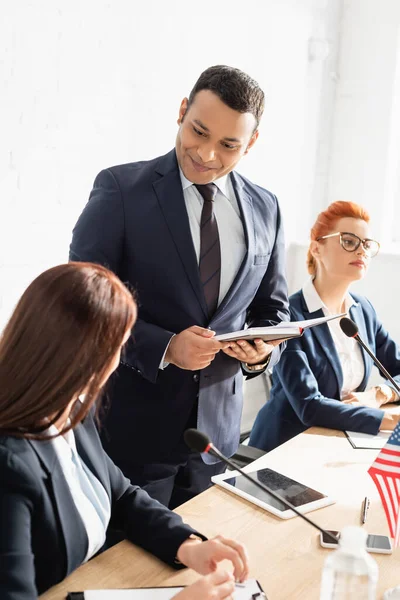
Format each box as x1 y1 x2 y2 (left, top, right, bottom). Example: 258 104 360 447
70 65 289 509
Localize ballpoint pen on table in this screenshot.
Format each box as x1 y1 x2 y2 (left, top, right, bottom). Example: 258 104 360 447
235 582 267 599
361 496 370 524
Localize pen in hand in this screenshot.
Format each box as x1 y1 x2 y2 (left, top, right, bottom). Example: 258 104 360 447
361 496 370 524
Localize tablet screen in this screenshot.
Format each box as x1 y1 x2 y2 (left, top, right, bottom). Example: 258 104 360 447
224 467 326 512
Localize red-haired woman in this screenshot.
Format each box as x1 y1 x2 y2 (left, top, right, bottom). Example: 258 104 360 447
0 263 248 600
250 201 400 452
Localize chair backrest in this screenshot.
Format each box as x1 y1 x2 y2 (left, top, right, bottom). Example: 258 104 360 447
240 371 272 436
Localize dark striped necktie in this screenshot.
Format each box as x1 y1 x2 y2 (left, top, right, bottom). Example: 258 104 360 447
195 183 221 317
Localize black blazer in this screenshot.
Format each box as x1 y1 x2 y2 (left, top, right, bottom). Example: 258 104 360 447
70 149 289 464
0 413 201 599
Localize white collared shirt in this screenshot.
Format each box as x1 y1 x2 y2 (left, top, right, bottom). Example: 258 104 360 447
179 169 246 306
49 424 111 562
302 278 365 397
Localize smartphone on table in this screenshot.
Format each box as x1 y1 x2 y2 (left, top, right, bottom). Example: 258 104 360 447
319 529 392 554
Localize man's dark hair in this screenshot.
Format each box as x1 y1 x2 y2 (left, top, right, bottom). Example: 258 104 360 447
188 65 265 129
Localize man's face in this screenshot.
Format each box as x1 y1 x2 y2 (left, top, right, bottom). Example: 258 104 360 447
175 90 259 184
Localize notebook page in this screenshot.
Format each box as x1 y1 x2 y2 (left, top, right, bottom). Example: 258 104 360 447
83 578 263 599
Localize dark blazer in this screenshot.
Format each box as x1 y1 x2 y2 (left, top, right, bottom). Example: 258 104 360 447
70 150 289 464
0 413 202 599
249 291 400 452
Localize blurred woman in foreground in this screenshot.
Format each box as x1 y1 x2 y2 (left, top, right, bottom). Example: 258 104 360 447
250 201 400 452
0 262 247 600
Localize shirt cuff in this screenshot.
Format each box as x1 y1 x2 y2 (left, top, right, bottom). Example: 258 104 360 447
159 334 175 370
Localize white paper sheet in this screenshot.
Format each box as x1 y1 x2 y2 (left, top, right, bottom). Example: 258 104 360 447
83 578 264 599
345 430 391 449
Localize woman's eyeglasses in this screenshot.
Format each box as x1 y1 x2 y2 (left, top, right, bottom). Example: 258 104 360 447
316 232 380 258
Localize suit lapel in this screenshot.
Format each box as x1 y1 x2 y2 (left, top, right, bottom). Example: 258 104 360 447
153 151 208 319
349 300 371 390
211 172 255 324
28 437 88 574
300 298 344 394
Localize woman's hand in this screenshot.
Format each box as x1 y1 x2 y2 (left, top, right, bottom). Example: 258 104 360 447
172 570 235 600
342 388 381 408
176 535 249 583
343 385 397 408
380 412 400 431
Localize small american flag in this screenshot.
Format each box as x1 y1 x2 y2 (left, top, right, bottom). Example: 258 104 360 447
368 422 400 546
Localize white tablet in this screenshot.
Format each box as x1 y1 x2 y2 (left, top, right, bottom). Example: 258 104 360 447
211 467 335 519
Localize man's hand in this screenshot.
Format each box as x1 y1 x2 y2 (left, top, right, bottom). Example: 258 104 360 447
172 570 235 600
176 535 249 583
222 338 284 365
165 326 229 370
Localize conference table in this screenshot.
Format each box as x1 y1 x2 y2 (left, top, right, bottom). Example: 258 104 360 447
40 427 400 600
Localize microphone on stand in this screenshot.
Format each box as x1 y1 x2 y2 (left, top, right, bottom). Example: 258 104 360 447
184 428 338 543
339 317 400 397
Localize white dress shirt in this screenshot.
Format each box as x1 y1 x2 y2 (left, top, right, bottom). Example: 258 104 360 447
49 423 111 562
302 278 365 397
159 170 246 369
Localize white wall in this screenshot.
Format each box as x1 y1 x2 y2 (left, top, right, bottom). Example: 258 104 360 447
326 0 400 243
0 0 340 329
314 0 400 357
2 0 400 335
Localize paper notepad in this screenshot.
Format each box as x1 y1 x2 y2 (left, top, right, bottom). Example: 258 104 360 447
67 578 266 599
345 430 391 449
215 314 346 343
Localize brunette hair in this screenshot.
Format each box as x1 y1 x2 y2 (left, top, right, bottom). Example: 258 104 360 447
307 201 370 276
187 65 264 129
0 262 136 438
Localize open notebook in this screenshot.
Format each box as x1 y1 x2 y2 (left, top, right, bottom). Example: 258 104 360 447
215 313 346 343
67 578 266 599
345 430 391 450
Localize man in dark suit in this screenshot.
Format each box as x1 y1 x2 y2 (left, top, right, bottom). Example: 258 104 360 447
70 65 289 508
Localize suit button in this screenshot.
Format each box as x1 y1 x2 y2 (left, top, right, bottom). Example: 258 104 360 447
193 373 199 383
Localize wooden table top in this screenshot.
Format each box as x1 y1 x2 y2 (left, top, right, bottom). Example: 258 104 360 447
40 427 400 600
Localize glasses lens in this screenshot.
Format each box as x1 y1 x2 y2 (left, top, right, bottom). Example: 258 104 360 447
363 240 380 257
340 234 359 252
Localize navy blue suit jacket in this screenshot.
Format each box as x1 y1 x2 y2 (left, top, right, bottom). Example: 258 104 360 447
70 150 289 463
250 291 400 452
0 414 202 599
